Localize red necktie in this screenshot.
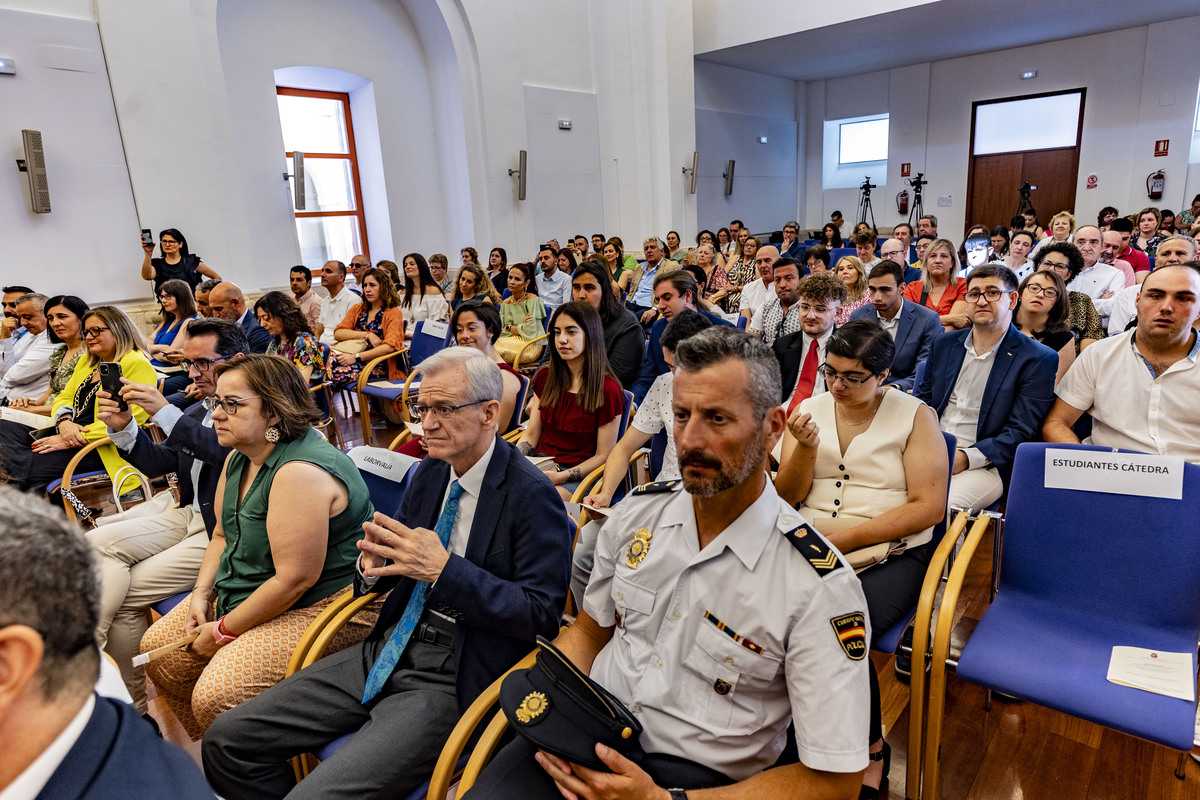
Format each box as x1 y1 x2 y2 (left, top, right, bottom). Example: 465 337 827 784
787 339 820 414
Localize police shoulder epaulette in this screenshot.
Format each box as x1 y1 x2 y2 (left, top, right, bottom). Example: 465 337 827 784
781 523 842 577
631 479 681 496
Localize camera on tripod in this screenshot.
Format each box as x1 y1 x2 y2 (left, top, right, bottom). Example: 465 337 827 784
907 173 927 192
860 177 877 196
1020 181 1038 197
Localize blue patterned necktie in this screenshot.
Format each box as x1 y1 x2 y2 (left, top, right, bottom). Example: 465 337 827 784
361 479 464 703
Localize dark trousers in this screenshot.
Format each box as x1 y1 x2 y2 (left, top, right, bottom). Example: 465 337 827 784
624 300 653 325
202 631 458 800
860 542 932 742
0 420 104 493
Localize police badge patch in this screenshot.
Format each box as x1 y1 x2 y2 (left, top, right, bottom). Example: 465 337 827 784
829 612 867 661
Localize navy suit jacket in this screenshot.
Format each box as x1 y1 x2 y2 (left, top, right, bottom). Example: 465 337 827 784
121 402 230 534
780 240 805 260
849 299 943 392
239 311 273 354
36 694 213 799
916 324 1057 483
632 308 732 405
356 437 572 714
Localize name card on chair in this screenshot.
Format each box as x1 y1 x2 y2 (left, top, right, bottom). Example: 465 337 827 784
421 320 449 340
1044 449 1184 500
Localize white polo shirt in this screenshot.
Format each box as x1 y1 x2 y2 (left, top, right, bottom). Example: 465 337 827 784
1056 330 1200 463
1067 263 1126 303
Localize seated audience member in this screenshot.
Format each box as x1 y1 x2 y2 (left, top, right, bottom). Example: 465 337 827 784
467 327 870 800
398 253 451 338
989 226 1009 261
461 246 480 271
748 257 807 347
850 260 942 391
804 243 832 275
893 221 914 251
574 234 593 258
208 281 273 354
834 255 871 324
632 271 733 405
316 261 359 345
913 232 936 267
195 278 220 317
0 306 156 495
817 221 844 249
450 263 502 311
139 227 221 296
1180 195 1200 233
779 220 805 259
91 318 247 714
429 252 454 295
1044 263 1200 462
902 238 970 331
517 302 625 500
665 231 685 262
738 245 780 325
571 260 643 389
1160 209 1176 235
682 264 726 316
450 301 524 433
556 247 579 279
376 259 402 289
0 293 53 405
0 486 215 799
1097 206 1119 231
1003 230 1037 283
535 246 572 306
290 266 323 332
599 238 630 291
1033 243 1106 352
330 267 406 388
1013 270 1075 384
775 273 846 412
1132 207 1167 257
203 348 572 800
957 224 991 273
918 213 939 238
591 232 606 257
255 291 325 383
722 234 760 314
346 254 370 291
717 227 735 262
142 355 379 739
852 229 880 269
776 319 946 798
1108 217 1150 274
880 238 922 284
697 243 730 307
619 236 677 323
1098 234 1198 336
486 247 510 297
149 279 199 394
1020 209 1046 240
1099 230 1139 285
1066 225 1127 303
916 265 1058 513
3 295 88 415
1028 210 1075 259
495 262 547 365
1 285 33 348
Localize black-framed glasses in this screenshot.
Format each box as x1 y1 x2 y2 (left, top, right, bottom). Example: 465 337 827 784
1041 260 1071 272
1024 285 1059 298
183 355 229 373
964 288 1015 303
82 326 111 338
203 395 260 415
817 364 878 387
407 399 487 420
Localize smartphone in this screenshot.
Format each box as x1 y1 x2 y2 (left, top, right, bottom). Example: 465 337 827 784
29 426 58 442
99 362 127 411
141 228 153 245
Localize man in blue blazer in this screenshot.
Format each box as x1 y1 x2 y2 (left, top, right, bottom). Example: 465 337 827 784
917 264 1057 512
204 348 573 800
632 271 732 405
850 260 943 392
779 220 806 260
0 486 213 800
209 281 273 353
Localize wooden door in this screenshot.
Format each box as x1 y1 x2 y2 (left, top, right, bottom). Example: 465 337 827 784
967 148 1080 234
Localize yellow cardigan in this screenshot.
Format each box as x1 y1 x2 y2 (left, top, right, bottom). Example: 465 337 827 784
52 350 157 494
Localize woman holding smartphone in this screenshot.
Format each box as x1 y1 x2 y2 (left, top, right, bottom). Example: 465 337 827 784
0 306 155 495
139 228 221 297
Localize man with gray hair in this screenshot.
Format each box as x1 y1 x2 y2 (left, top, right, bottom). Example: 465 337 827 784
0 486 213 798
468 327 870 799
204 347 573 800
780 221 804 259
0 293 54 403
625 235 676 324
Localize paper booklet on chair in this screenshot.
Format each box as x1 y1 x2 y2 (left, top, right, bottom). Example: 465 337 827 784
367 380 406 389
0 406 53 428
1106 646 1195 702
526 455 557 473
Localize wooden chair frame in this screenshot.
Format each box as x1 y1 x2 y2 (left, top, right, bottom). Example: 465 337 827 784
58 437 115 524
512 332 549 374
354 349 409 447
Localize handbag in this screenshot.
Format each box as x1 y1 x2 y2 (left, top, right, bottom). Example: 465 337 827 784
332 338 369 354
811 516 907 574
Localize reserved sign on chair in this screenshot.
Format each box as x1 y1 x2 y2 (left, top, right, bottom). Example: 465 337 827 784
1043 449 1184 500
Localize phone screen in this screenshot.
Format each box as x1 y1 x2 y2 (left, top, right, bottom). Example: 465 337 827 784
141 228 153 245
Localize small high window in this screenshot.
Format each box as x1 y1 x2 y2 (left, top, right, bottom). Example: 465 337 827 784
838 118 889 165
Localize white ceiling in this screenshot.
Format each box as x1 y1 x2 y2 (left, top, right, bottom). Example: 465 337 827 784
694 0 1200 81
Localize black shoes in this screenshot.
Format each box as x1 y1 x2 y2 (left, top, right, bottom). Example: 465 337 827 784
859 741 891 800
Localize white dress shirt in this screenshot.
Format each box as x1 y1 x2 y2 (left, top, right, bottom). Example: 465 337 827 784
1067 263 1126 303
738 278 773 318
785 329 833 405
536 269 572 306
0 694 95 800
319 287 361 345
940 331 1002 468
0 330 56 401
1094 284 1139 337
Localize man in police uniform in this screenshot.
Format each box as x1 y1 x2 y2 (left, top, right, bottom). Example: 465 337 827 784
470 327 870 799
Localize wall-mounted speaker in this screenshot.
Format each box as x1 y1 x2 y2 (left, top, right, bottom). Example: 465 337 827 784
723 159 735 196
688 151 699 195
509 150 527 201
20 129 50 213
292 151 306 210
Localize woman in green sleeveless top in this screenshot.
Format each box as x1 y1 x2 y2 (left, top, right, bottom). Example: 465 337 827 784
142 354 380 739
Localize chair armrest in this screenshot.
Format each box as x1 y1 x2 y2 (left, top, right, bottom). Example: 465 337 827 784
286 589 365 679
388 430 414 451
301 592 382 671
513 333 549 368
60 437 114 524
355 348 408 392
502 426 526 444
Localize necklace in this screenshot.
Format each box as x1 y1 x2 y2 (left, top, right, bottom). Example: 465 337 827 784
836 395 884 427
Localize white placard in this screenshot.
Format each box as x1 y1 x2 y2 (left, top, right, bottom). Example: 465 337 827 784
1044 449 1184 500
1107 646 1195 702
421 319 449 340
0 407 52 428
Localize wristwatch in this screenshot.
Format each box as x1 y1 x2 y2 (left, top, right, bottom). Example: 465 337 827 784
667 790 688 800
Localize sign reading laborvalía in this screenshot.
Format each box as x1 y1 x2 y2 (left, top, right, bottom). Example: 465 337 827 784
1044 449 1185 500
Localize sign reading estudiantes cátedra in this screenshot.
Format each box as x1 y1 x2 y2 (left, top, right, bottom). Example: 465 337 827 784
1044 449 1184 500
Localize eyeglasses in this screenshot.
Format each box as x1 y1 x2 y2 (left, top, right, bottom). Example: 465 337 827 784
182 355 229 373
203 395 260 415
798 303 831 315
1041 261 1071 272
407 400 487 420
83 326 111 338
881 251 905 259
1024 285 1059 298
964 289 1015 303
817 365 878 387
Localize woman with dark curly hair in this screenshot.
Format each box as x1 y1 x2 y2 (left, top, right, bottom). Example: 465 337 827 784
1033 242 1104 353
255 290 325 383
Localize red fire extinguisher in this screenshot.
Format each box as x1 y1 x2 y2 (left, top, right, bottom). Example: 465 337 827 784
896 189 909 215
1147 170 1165 201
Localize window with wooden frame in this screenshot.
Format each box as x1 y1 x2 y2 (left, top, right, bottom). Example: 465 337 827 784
276 87 368 265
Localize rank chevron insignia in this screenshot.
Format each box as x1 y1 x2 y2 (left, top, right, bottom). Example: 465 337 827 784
781 523 843 576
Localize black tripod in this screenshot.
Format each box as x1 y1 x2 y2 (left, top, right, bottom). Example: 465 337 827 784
906 173 927 227
1016 181 1037 218
857 177 877 233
